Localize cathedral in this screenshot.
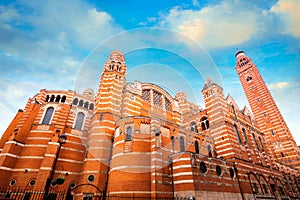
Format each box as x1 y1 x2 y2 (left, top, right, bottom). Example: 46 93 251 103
0 50 300 200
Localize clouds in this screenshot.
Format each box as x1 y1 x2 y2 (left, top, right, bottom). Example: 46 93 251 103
0 0 123 135
158 0 299 49
269 81 289 89
271 0 300 37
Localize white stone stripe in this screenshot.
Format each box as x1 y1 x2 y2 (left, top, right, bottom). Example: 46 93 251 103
110 165 150 172
5 141 25 147
58 158 83 164
0 166 39 172
173 165 191 170
25 144 48 147
123 107 140 115
0 153 44 159
174 180 193 184
173 172 193 177
29 130 52 133
112 152 151 159
90 119 115 126
123 100 142 109
89 125 115 131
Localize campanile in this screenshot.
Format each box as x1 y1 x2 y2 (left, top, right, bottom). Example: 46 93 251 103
235 50 300 168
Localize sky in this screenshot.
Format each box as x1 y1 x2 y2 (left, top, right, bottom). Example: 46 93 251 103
0 0 299 143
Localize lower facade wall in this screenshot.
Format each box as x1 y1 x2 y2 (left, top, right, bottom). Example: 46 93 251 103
175 190 247 200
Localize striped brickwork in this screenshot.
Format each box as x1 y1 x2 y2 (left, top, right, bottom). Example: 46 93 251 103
0 50 300 200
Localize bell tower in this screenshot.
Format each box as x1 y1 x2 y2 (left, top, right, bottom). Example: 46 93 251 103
95 50 127 115
235 50 300 168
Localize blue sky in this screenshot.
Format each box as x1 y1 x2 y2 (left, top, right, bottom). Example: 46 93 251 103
0 0 299 143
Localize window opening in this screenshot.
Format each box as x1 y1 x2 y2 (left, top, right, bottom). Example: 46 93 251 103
246 76 252 82
242 128 248 143
165 98 171 111
61 95 66 103
78 99 84 107
252 133 259 151
142 89 150 103
180 136 185 152
201 117 209 131
84 101 89 109
194 140 200 154
50 95 55 102
208 145 212 157
55 95 61 102
190 121 198 133
74 112 85 130
153 90 162 107
234 124 242 144
259 137 264 149
89 103 94 110
42 107 54 125
72 98 78 105
126 127 132 141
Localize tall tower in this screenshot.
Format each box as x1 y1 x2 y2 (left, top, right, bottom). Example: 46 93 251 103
235 50 300 168
80 51 127 193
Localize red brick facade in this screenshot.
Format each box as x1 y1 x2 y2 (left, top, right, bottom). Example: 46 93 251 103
0 50 299 199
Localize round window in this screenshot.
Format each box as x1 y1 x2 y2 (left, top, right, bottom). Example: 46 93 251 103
70 182 76 189
29 179 36 186
200 162 207 173
216 165 222 176
88 175 95 182
9 179 16 186
230 168 235 178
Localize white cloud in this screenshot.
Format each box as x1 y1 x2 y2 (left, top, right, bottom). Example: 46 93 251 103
269 81 289 89
159 1 262 48
158 0 300 48
271 0 300 37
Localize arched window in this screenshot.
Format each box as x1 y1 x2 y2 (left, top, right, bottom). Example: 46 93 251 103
55 95 61 102
84 101 89 109
232 105 237 118
252 133 259 151
242 128 248 143
201 117 209 131
74 112 85 130
246 76 252 82
281 152 285 157
42 107 54 125
126 127 132 141
45 95 50 102
61 96 66 103
208 145 212 157
78 99 84 107
234 124 242 144
50 95 55 102
89 103 94 110
180 136 185 152
72 98 78 105
259 137 264 149
194 140 200 154
190 121 198 133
